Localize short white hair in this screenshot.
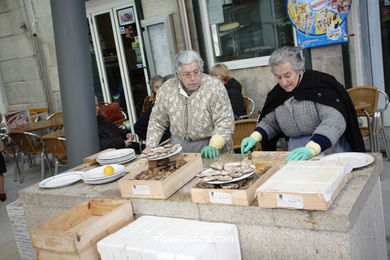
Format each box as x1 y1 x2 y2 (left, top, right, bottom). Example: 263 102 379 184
269 46 305 73
174 50 204 75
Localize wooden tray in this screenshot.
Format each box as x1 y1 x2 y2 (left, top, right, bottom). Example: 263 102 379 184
30 199 134 259
119 153 203 199
191 161 276 206
257 161 353 211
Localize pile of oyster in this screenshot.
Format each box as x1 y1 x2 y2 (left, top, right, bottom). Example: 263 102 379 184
135 159 187 180
197 158 254 183
138 144 181 160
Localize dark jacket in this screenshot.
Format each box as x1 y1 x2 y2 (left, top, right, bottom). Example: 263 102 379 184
97 115 140 153
260 70 365 152
134 105 171 142
225 78 246 117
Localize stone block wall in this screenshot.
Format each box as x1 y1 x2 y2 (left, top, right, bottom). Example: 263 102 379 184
0 0 60 112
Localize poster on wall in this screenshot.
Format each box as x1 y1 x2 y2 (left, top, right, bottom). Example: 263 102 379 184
2 110 31 132
118 7 135 26
287 0 352 48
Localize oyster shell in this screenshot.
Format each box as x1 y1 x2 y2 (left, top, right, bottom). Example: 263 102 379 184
210 162 224 170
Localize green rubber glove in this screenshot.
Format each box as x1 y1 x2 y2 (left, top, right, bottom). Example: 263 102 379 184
241 137 257 154
286 147 314 161
201 145 220 159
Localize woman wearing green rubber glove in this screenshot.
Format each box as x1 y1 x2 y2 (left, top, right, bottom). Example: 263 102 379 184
241 46 365 161
145 50 234 159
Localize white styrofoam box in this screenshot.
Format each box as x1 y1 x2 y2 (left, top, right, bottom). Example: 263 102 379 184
97 216 241 260
6 199 35 260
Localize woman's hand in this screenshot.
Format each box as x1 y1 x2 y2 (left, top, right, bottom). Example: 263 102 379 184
200 146 219 159
241 137 257 154
286 147 314 161
142 146 153 153
124 140 131 148
126 133 134 141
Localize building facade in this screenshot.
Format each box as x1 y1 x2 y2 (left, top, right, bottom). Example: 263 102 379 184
0 0 388 125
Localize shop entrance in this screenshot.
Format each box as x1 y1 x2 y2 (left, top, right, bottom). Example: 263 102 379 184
380 1 390 96
86 0 149 131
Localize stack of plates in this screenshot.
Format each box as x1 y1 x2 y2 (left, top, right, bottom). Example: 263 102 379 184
82 164 126 184
96 149 136 165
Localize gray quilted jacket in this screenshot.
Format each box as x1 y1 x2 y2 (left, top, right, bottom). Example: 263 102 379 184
146 74 234 151
258 97 346 146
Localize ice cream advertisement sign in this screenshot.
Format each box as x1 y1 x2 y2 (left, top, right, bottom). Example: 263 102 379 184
287 0 352 48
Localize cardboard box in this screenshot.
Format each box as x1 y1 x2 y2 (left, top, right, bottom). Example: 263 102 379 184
6 199 35 260
119 153 203 199
191 162 276 206
30 199 134 260
257 161 353 211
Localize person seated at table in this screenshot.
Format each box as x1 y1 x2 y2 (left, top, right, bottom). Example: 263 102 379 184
134 74 173 145
96 99 140 154
141 75 163 113
0 151 6 202
241 46 365 161
210 64 246 120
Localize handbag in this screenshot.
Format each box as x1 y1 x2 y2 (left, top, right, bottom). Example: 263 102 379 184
98 102 123 122
0 138 4 153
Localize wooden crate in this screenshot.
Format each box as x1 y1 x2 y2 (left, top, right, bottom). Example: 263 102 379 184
83 149 115 167
257 161 353 211
191 162 277 206
119 153 203 199
30 199 134 259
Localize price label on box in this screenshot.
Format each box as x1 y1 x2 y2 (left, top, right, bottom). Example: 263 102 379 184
209 191 233 205
132 185 151 195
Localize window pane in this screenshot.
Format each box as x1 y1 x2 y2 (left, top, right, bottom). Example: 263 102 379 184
207 0 294 63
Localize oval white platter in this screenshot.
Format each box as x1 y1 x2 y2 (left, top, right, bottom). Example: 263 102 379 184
320 152 374 169
147 146 183 161
39 171 83 189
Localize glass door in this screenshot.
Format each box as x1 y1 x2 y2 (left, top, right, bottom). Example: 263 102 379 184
87 1 149 130
380 0 390 95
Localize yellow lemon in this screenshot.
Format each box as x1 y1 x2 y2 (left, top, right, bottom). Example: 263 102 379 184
103 166 115 175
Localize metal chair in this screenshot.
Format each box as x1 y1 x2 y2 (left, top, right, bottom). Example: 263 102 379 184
232 119 261 152
348 86 390 158
41 136 67 175
47 111 63 120
239 96 255 119
372 89 390 159
347 86 379 152
8 131 52 181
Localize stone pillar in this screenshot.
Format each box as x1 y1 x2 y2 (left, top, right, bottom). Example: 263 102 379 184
50 0 99 167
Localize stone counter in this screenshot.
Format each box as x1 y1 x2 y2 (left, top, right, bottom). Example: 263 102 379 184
19 152 387 259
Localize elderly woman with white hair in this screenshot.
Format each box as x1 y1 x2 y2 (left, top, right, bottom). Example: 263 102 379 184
145 50 234 159
241 46 365 161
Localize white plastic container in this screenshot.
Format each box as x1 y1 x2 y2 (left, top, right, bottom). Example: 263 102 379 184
97 216 242 260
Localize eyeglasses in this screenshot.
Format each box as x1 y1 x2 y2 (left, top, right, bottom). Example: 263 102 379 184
181 69 201 79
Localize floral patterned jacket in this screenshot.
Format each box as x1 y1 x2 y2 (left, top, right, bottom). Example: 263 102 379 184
146 74 234 151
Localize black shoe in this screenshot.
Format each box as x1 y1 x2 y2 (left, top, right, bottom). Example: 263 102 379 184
0 193 6 202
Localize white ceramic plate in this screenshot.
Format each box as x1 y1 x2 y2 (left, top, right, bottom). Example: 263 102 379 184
203 163 256 184
97 149 135 160
97 154 136 165
83 170 124 181
39 171 83 188
82 164 125 180
148 146 183 161
83 171 126 185
320 152 375 169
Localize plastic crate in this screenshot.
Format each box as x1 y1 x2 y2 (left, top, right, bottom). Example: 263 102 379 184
6 199 35 260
